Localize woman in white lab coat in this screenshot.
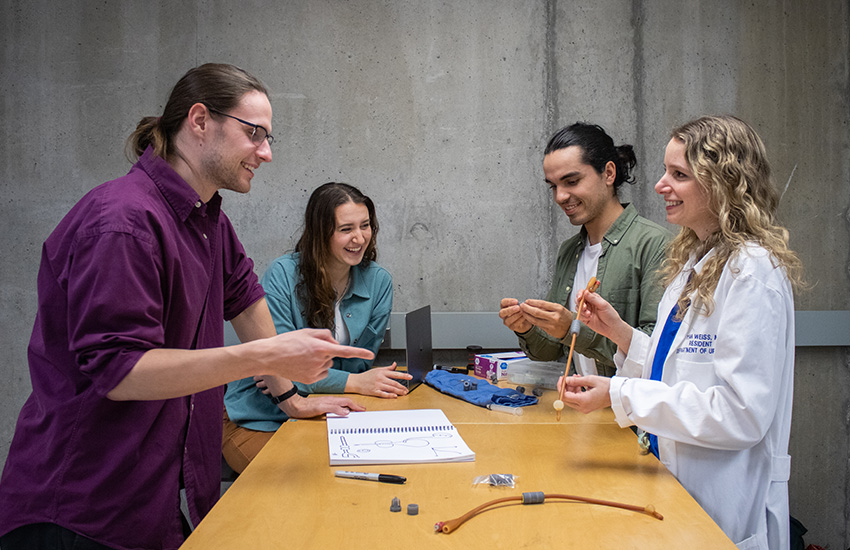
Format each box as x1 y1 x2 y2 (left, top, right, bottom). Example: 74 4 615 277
559 115 804 550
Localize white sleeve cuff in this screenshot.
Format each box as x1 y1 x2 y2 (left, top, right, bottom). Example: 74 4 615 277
608 376 634 428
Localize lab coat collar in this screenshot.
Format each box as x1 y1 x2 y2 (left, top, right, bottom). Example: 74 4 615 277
663 246 719 362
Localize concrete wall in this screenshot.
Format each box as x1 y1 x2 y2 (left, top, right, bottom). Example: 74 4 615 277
1 0 848 547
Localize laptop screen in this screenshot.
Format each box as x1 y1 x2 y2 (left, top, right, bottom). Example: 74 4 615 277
403 305 432 392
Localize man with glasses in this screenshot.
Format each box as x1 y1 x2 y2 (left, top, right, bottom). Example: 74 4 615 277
208 107 276 145
0 63 369 550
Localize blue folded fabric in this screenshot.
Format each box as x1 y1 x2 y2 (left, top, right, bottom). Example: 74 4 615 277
424 369 538 408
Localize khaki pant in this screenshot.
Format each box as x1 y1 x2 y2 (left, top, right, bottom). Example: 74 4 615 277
222 409 276 474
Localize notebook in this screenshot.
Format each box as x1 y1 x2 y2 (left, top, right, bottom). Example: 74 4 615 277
327 409 475 465
402 305 432 393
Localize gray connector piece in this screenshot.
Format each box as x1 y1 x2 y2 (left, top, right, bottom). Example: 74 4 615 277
390 497 401 512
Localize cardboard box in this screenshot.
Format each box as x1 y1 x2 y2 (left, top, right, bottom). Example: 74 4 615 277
473 351 526 380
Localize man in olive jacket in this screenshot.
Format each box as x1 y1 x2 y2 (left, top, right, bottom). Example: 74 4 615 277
500 123 671 376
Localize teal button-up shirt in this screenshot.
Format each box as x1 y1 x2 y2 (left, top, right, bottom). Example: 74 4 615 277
225 252 393 431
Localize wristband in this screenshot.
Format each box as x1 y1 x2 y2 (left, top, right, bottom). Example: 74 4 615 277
269 386 299 404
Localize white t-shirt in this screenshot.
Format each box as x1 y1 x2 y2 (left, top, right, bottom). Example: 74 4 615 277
334 300 350 345
568 238 602 376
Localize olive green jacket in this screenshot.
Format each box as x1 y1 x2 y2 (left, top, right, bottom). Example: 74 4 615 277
517 203 672 376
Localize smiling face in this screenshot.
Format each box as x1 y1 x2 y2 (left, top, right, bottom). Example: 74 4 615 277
543 145 620 242
327 201 373 274
655 138 719 240
202 90 273 195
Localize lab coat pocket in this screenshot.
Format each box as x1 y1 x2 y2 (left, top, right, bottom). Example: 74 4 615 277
735 530 768 550
671 358 718 391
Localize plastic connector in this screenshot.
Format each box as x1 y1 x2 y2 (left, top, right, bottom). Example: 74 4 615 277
390 497 402 512
522 492 545 504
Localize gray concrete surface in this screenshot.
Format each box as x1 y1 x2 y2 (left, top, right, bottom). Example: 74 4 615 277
1 0 848 547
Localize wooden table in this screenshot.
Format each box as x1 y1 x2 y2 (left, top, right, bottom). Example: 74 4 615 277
182 383 736 549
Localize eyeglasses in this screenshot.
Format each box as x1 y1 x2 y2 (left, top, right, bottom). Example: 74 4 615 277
207 107 275 147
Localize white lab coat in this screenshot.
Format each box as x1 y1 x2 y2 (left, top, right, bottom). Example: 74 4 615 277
609 243 794 550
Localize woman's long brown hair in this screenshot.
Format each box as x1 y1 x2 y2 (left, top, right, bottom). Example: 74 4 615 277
295 182 378 329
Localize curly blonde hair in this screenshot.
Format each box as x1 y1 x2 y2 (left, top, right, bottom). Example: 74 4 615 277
660 115 803 318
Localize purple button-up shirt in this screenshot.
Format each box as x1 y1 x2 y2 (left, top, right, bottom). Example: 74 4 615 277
0 148 265 550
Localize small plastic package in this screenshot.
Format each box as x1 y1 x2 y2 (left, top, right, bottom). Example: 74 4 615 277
505 358 566 389
472 474 517 488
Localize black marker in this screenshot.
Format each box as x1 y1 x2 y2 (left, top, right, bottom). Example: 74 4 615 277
334 470 407 484
433 364 468 374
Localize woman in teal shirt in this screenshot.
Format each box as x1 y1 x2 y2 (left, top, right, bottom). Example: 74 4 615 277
223 182 409 473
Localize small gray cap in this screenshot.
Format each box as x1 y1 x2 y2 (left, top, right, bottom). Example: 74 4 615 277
390 497 401 512
407 503 419 515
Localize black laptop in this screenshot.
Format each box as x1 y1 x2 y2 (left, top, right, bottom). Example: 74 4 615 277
403 305 432 393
